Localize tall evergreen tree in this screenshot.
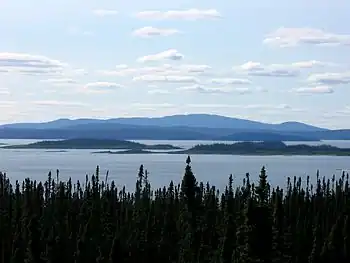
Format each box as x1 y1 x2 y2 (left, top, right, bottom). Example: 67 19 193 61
0 159 349 262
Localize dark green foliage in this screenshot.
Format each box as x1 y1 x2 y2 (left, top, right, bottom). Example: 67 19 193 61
0 157 349 262
187 141 350 156
3 138 181 150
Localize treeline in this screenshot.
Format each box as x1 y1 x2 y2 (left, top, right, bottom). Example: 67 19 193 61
187 141 349 155
0 156 349 263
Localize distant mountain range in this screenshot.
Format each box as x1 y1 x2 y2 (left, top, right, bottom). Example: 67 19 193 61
0 114 349 141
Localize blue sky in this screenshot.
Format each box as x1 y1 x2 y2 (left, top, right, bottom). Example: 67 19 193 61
0 0 349 128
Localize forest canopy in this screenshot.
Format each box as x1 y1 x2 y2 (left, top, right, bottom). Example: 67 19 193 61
0 157 349 262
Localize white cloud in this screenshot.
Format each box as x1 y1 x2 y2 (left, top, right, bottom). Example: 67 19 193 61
176 84 228 94
177 85 251 94
187 103 292 110
99 64 211 77
210 78 252 85
0 101 17 112
99 67 152 76
178 64 212 73
69 82 126 95
293 86 334 94
187 103 237 108
189 103 237 108
264 27 350 47
234 60 332 77
291 60 335 68
93 9 118 16
0 100 16 105
133 75 199 84
0 89 10 95
137 49 184 62
135 9 221 20
0 52 66 75
307 71 350 85
234 61 298 77
85 82 124 90
148 89 170 95
332 106 350 117
31 100 88 107
131 103 175 110
40 78 78 86
73 69 88 75
132 26 180 37
255 86 268 93
244 104 292 110
234 87 252 94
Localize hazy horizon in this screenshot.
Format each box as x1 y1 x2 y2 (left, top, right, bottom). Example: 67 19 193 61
1 0 349 129
0 113 334 130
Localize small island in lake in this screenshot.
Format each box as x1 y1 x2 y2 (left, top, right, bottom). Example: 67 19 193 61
178 141 350 156
93 141 350 156
2 138 182 151
5 139 350 156
92 149 155 154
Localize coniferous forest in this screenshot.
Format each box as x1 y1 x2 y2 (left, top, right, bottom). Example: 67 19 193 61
0 156 349 263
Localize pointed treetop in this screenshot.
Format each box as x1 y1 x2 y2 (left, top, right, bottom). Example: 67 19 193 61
138 164 144 179
186 155 191 165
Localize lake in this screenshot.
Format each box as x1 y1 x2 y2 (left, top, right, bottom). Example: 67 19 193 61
1 139 350 191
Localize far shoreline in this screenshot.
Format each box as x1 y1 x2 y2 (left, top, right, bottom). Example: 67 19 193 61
2 139 350 156
92 150 350 157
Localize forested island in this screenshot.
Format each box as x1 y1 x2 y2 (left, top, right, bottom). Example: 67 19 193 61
92 149 155 154
182 141 350 156
93 141 350 156
0 157 349 262
3 139 350 156
1 138 181 150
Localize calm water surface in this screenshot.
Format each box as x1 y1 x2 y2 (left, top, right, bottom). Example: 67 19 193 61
0 139 349 191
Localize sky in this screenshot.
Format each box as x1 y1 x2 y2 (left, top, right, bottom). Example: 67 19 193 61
0 0 349 128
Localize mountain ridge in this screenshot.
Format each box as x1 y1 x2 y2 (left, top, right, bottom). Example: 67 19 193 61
0 114 329 131
1 114 348 141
